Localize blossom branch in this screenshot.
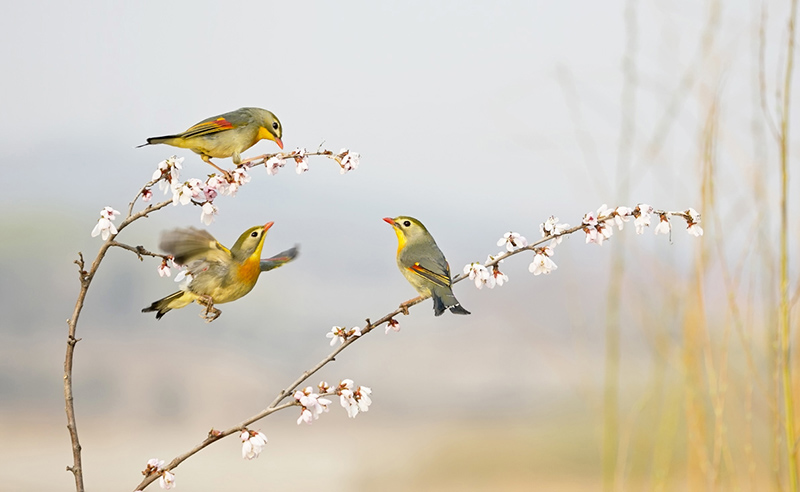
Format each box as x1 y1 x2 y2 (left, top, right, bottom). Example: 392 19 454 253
66 150 359 492
129 202 701 490
64 199 173 492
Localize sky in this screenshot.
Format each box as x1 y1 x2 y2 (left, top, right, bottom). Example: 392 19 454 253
0 0 797 490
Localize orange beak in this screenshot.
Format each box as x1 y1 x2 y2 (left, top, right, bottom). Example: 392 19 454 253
275 137 284 150
382 217 395 226
263 221 274 231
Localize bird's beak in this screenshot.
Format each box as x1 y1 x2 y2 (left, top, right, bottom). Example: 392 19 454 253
275 137 284 149
263 221 275 231
382 217 396 227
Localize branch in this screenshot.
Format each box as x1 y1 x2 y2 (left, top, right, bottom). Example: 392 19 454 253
64 149 357 492
109 241 169 262
130 204 701 490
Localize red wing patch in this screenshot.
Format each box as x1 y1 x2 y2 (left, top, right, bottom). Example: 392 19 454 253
180 118 235 139
408 263 451 287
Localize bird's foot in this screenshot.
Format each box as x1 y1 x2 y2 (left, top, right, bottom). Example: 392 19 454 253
203 307 221 323
203 158 234 181
197 295 222 322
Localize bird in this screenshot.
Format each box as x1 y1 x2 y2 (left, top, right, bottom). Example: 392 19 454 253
383 216 470 316
142 222 297 321
137 107 283 175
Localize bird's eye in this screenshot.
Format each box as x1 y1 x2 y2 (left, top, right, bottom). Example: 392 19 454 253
403 220 411 227
251 231 259 238
272 122 279 130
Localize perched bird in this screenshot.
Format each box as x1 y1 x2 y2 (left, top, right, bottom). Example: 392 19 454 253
142 222 297 321
383 216 470 316
137 107 284 175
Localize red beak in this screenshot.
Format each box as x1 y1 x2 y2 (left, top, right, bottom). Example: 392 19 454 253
382 217 395 226
263 221 274 231
275 138 284 150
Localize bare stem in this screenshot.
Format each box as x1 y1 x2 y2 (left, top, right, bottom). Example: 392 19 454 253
65 150 353 491
63 200 171 492
780 0 798 490
130 206 696 490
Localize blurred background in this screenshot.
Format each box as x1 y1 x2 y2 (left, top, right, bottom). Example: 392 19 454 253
1 0 799 490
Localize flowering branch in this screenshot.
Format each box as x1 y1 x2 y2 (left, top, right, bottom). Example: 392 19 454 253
63 149 357 492
129 202 702 490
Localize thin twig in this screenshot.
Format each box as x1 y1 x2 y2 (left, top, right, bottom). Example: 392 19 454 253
65 150 352 491
109 241 169 262
63 199 172 492
130 207 695 490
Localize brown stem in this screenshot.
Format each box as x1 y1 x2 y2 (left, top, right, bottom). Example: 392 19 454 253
63 199 171 491
130 206 694 490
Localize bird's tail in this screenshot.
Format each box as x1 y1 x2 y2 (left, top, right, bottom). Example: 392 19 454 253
260 245 300 272
448 303 471 315
432 290 471 316
136 135 182 148
142 290 192 320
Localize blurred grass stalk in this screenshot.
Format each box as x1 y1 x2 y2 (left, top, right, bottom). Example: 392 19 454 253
778 0 798 490
604 0 638 490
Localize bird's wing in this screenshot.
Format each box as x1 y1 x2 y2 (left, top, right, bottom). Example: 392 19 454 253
179 116 237 139
184 257 231 282
406 261 452 288
160 227 232 266
260 245 300 272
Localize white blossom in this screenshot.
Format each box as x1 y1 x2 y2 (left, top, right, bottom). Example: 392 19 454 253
338 149 360 174
497 232 528 252
337 380 372 418
170 179 201 206
200 202 218 226
144 458 164 474
529 247 558 275
613 206 632 230
634 203 653 234
294 387 332 425
385 318 401 334
159 470 176 490
584 226 599 245
463 262 492 289
685 208 704 236
205 175 230 196
90 207 120 240
491 268 509 287
265 156 285 175
291 148 309 174
153 156 183 193
240 429 268 460
655 216 671 235
541 215 570 246
326 326 361 346
688 222 704 237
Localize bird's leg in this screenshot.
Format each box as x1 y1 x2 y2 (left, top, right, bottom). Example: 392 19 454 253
399 296 423 316
197 295 222 322
202 156 234 181
237 154 267 167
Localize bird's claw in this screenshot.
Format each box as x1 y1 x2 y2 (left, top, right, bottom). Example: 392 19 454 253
198 295 221 322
